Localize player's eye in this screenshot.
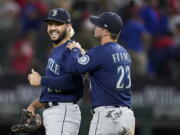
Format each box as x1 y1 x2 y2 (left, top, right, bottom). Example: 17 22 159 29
48 22 53 26
48 21 64 26
54 22 64 26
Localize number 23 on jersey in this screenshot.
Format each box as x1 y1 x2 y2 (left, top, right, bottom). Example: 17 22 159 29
116 65 131 90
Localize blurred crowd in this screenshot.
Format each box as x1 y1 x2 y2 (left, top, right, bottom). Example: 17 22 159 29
0 0 180 81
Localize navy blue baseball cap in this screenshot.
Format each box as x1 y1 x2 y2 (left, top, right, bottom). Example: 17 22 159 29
45 8 71 24
90 12 123 34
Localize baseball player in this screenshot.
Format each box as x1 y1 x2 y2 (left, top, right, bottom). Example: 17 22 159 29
66 12 135 135
26 8 83 135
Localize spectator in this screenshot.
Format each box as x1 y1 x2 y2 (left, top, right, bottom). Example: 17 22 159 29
0 0 20 31
168 0 180 14
20 0 48 32
173 23 180 46
8 31 35 75
120 2 151 77
150 33 176 78
139 0 160 36
171 23 180 80
15 0 26 8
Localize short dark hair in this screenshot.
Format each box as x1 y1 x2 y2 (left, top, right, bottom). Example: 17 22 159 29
109 32 120 40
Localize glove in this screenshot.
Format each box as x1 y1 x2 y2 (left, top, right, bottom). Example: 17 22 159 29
10 109 42 133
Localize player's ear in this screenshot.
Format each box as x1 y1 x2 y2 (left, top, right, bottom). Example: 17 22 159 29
69 27 75 38
66 24 75 38
66 24 72 32
103 28 109 36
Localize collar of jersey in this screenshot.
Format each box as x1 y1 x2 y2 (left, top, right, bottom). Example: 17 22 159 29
54 40 72 49
102 42 117 46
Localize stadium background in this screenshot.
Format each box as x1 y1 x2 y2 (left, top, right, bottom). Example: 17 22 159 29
0 0 180 134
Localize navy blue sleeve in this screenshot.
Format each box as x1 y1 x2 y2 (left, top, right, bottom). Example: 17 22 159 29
41 74 78 90
66 47 104 74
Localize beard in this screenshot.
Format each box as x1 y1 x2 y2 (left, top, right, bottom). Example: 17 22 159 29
51 30 67 44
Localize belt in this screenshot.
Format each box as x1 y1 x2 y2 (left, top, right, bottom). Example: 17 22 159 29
92 106 131 113
45 101 77 108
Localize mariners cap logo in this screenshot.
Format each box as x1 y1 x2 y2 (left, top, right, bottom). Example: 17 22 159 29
104 24 108 28
52 9 58 16
78 55 90 65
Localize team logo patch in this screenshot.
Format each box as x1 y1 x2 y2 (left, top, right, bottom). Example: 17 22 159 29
52 9 57 16
78 55 90 65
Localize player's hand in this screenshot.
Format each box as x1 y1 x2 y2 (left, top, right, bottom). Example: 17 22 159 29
28 69 41 86
80 48 86 55
26 105 35 116
67 41 81 50
67 41 86 55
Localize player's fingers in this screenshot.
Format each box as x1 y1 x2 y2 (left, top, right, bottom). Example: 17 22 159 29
31 68 35 73
67 41 75 46
67 43 72 47
28 74 33 80
29 74 36 82
26 108 35 116
81 49 86 55
67 42 81 50
29 80 33 85
67 42 71 46
67 44 73 50
32 68 39 75
77 42 81 47
75 42 81 48
73 41 79 46
66 45 69 49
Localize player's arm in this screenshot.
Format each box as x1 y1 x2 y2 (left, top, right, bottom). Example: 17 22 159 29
41 74 79 90
26 99 45 116
66 42 104 74
28 69 79 90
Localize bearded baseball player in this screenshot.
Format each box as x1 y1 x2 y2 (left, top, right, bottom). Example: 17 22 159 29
26 8 83 135
66 12 135 135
